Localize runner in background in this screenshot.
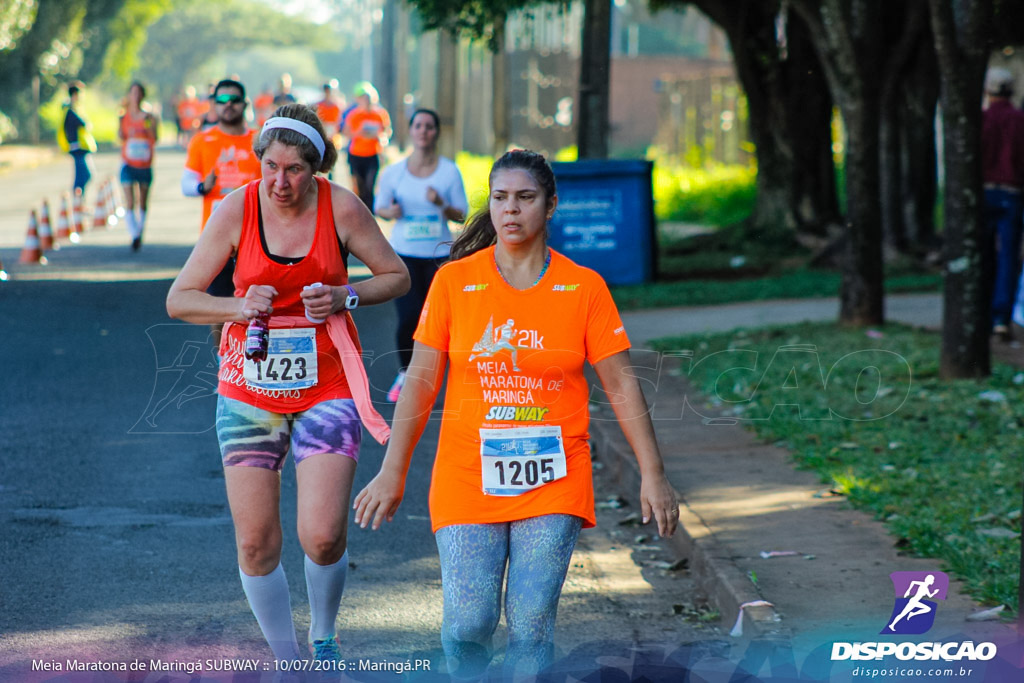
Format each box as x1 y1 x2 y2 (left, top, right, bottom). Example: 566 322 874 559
176 85 203 148
315 80 345 153
200 83 218 131
342 81 391 210
118 81 159 251
273 73 298 107
61 81 96 196
374 108 467 402
354 150 679 679
253 85 275 130
181 79 261 328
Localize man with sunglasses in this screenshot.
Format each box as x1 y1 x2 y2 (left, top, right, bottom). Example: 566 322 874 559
181 79 262 302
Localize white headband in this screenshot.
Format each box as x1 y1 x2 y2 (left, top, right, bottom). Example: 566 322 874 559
261 117 325 162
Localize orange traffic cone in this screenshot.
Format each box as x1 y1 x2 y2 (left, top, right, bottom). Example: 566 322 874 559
72 188 86 236
93 181 109 229
19 210 46 264
38 199 55 250
56 194 71 242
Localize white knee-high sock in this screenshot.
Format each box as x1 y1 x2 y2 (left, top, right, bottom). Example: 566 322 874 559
304 550 349 641
139 209 147 230
125 210 141 239
239 564 300 661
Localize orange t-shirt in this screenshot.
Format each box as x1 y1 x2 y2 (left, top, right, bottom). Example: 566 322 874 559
185 127 261 229
119 111 157 168
217 178 354 412
345 107 390 157
414 247 631 532
254 93 275 128
316 100 343 130
177 97 203 130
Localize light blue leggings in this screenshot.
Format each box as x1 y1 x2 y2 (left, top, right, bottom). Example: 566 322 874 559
435 514 582 679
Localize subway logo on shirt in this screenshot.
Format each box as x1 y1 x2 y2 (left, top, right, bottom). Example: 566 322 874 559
484 405 551 422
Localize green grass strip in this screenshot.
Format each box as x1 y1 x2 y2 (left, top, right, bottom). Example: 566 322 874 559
650 322 1022 613
612 271 941 311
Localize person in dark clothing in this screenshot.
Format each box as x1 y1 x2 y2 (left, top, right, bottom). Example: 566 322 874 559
63 82 95 195
981 67 1024 339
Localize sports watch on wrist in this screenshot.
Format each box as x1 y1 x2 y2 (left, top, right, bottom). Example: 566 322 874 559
343 285 359 310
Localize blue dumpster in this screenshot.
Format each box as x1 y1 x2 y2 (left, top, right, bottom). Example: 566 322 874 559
548 159 655 286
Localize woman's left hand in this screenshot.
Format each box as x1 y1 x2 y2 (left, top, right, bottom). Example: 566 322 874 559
300 284 336 320
640 473 679 538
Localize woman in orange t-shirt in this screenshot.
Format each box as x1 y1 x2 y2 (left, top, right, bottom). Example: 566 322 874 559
354 150 679 678
341 81 391 210
167 105 409 666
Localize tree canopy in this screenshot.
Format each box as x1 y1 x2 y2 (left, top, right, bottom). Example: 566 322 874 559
0 0 170 136
135 0 333 97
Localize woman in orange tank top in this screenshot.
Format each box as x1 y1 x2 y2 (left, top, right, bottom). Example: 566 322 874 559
118 81 159 251
167 104 410 666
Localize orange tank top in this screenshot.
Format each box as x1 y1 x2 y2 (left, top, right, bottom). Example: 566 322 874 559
120 112 156 168
217 177 355 412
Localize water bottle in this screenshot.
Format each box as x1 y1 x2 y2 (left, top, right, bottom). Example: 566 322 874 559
244 312 270 361
303 282 326 324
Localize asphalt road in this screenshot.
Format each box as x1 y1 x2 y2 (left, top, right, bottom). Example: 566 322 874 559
0 150 714 682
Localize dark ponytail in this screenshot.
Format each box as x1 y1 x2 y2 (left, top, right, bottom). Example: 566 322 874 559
449 149 557 261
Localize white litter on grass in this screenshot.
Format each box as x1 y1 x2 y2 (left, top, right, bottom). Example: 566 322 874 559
947 257 969 273
976 527 1019 539
966 605 1006 622
730 600 775 637
978 390 1007 403
730 255 747 268
759 550 800 559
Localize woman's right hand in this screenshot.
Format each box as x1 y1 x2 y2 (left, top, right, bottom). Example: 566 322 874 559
352 468 406 530
240 284 278 320
378 199 403 220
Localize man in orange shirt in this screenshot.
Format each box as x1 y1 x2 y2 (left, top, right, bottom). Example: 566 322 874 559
342 81 391 209
181 78 261 297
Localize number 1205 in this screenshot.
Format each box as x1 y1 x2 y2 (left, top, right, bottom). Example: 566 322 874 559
493 458 555 487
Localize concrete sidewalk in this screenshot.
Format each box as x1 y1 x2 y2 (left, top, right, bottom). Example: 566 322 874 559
591 295 1018 662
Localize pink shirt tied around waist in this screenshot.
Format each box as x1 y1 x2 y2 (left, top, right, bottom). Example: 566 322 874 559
221 312 391 445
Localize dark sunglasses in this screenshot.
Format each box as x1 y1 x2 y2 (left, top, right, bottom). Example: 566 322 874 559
214 93 244 105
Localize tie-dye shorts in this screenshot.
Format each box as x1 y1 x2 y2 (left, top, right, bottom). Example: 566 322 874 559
215 395 362 470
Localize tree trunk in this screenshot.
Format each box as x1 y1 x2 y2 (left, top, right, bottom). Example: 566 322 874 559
491 14 509 157
878 2 929 256
785 14 839 234
435 29 460 160
577 0 612 159
691 0 838 235
792 0 886 326
899 35 940 249
879 99 905 253
928 0 992 379
839 93 886 325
